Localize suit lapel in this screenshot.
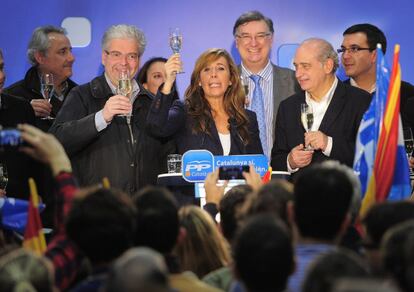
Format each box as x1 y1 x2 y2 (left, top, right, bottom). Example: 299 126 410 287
318 81 347 133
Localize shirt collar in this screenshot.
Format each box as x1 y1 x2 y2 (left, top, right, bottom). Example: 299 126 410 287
305 77 338 104
241 60 273 81
350 78 376 94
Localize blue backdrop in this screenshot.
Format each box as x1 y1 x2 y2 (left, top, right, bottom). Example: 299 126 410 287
1 0 413 95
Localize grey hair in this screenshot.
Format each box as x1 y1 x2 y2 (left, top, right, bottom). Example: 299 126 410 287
105 247 169 292
27 25 66 66
101 24 147 57
320 160 361 222
302 38 339 73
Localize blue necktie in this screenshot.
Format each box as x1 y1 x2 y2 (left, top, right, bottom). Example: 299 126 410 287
250 75 267 156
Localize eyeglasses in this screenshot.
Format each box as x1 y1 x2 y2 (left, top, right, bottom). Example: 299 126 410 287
104 50 139 62
235 32 272 44
337 46 374 54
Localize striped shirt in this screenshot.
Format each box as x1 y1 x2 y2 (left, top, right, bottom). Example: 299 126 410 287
241 61 274 159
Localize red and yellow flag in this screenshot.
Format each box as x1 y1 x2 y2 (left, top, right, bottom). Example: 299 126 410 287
23 178 46 255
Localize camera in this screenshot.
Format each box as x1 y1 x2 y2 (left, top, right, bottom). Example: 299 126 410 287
219 165 249 180
0 128 23 150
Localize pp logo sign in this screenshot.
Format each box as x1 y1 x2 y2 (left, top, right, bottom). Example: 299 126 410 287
182 150 214 182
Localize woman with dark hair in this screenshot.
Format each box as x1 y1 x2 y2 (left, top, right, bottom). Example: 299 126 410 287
137 57 178 96
147 48 263 155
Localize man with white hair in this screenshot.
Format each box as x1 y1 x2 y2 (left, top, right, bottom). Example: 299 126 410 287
50 24 172 194
5 25 76 131
271 38 371 173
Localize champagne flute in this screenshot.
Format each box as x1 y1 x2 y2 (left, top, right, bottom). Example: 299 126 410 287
41 73 54 120
300 103 314 150
403 128 414 174
117 69 132 118
169 27 184 73
0 163 8 191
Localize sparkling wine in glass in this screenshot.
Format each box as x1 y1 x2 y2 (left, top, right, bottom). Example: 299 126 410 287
117 69 132 118
0 163 8 191
240 75 249 96
169 28 184 73
41 73 55 120
301 103 314 150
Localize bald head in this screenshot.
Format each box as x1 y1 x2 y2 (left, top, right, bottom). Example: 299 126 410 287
293 38 338 98
300 38 339 73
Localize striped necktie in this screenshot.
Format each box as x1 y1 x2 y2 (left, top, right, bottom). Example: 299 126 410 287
250 75 267 156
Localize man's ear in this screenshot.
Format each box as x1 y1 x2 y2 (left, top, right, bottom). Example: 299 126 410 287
34 51 45 65
324 58 335 74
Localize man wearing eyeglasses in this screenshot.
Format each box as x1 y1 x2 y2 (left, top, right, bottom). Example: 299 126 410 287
233 11 299 160
50 24 172 195
340 23 414 133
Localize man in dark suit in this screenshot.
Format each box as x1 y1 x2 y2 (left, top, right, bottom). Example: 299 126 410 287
340 23 414 133
271 38 371 173
0 48 55 228
233 11 300 158
4 25 76 131
0 48 39 198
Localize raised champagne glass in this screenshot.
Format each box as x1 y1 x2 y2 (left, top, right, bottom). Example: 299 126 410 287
300 103 314 150
169 27 184 73
41 73 55 120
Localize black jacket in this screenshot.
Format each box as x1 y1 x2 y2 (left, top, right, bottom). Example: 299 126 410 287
4 66 77 131
271 80 372 171
49 75 174 195
147 90 263 155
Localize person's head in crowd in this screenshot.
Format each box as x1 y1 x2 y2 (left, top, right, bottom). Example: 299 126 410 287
27 25 75 86
361 201 414 275
219 184 252 243
302 248 370 292
105 247 170 292
403 227 414 292
294 38 339 98
233 10 274 73
185 48 250 145
101 24 146 87
332 278 400 292
65 187 136 266
0 48 5 93
241 179 293 227
0 248 55 292
133 186 179 255
175 205 231 278
381 220 414 291
137 57 177 96
341 24 385 86
291 161 353 243
234 214 294 292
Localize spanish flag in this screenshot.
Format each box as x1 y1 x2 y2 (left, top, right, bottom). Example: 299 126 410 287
23 178 46 255
353 45 411 217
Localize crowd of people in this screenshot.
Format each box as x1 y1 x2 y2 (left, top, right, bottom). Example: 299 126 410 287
0 9 414 292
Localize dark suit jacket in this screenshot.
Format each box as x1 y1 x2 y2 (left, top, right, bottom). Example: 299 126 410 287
147 90 263 155
271 80 372 171
0 93 39 197
343 78 414 130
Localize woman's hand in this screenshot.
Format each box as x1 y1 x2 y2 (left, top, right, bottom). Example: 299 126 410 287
162 54 182 95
